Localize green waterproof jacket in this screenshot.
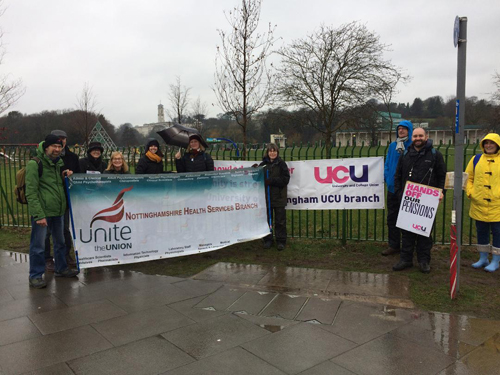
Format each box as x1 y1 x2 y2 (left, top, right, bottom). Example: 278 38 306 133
25 142 67 221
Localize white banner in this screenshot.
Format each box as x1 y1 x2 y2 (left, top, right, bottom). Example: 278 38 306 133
69 169 270 269
396 182 441 237
215 157 385 210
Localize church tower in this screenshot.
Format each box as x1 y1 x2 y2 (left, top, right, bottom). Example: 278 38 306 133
158 103 165 123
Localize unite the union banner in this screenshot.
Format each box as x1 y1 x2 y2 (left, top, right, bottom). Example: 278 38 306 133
69 168 270 269
214 157 385 210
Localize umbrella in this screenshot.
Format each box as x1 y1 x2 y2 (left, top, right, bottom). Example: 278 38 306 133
156 124 207 148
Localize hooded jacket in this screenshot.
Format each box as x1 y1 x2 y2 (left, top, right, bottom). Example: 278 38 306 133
25 142 67 221
259 156 290 207
384 120 413 193
466 133 500 222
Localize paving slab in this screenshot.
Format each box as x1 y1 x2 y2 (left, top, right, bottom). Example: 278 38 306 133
0 325 113 374
193 262 271 285
258 266 335 292
242 322 357 374
162 346 286 375
326 270 410 298
67 336 194 375
0 295 67 323
0 288 13 304
108 283 202 313
296 297 342 325
0 251 29 267
297 361 356 375
167 296 228 322
319 301 413 344
0 316 41 346
331 333 456 375
29 299 128 335
436 334 500 374
410 311 500 347
21 362 75 375
170 279 223 297
162 313 269 359
260 294 308 320
193 285 246 311
226 291 277 315
234 313 300 332
390 322 477 359
92 305 195 347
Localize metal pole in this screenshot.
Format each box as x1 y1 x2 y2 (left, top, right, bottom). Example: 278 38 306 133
451 17 467 298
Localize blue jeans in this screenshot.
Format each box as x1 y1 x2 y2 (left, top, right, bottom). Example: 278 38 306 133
476 221 500 248
29 216 68 279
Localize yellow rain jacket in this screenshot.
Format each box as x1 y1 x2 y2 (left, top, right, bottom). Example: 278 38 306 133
465 133 500 222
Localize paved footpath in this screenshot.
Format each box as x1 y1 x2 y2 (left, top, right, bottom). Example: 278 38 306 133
1 250 499 375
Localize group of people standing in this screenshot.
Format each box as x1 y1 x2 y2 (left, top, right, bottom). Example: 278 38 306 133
384 120 500 275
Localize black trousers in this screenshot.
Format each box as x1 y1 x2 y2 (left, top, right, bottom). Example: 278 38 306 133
264 206 287 245
400 229 433 264
386 191 401 250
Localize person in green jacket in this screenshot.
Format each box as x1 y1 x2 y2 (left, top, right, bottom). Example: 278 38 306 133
26 134 79 289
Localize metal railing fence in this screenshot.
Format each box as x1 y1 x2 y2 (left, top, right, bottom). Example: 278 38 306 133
0 141 482 245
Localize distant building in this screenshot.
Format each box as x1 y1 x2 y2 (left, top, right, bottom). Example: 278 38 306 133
335 112 488 146
271 131 287 148
134 103 173 136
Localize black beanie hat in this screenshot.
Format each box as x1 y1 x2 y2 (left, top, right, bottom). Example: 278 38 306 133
43 134 63 150
87 141 104 153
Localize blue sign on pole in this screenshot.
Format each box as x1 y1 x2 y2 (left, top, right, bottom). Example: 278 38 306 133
455 100 460 134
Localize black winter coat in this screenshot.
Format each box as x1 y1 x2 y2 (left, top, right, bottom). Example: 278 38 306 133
259 156 290 207
79 156 107 173
175 152 214 173
61 147 80 174
394 140 447 197
135 155 164 174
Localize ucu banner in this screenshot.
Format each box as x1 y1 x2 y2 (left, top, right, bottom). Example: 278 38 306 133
314 165 368 184
215 157 384 210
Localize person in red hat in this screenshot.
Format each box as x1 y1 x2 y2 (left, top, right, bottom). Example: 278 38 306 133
175 134 214 172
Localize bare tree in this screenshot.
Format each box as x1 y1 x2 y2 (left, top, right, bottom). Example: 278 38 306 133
0 1 25 115
214 0 277 158
375 72 411 142
493 72 500 102
167 76 191 124
74 82 99 145
191 96 209 135
275 22 405 156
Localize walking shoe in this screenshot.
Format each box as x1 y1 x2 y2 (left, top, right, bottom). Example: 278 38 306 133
66 254 77 267
277 243 285 251
381 247 400 256
29 278 47 289
419 262 431 274
45 259 55 273
263 241 273 249
392 261 413 271
55 268 79 278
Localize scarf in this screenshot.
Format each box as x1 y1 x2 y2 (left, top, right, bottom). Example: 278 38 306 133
396 136 408 154
146 151 162 163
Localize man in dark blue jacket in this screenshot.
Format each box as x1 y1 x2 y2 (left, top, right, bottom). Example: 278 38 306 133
382 120 413 256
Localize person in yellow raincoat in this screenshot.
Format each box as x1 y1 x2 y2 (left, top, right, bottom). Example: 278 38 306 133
466 133 500 272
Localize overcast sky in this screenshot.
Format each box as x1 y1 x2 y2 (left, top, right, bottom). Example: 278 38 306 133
2 0 499 127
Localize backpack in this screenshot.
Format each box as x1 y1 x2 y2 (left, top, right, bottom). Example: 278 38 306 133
472 154 482 171
14 157 43 204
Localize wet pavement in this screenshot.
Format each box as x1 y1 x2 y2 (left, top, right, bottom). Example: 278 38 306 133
0 250 499 374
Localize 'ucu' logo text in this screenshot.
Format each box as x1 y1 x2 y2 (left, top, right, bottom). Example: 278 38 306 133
412 224 427 232
314 165 368 184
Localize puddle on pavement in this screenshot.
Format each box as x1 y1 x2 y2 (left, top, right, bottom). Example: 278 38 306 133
260 324 285 333
0 250 29 266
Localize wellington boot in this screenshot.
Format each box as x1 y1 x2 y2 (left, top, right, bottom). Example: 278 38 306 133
472 252 490 269
484 254 500 273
